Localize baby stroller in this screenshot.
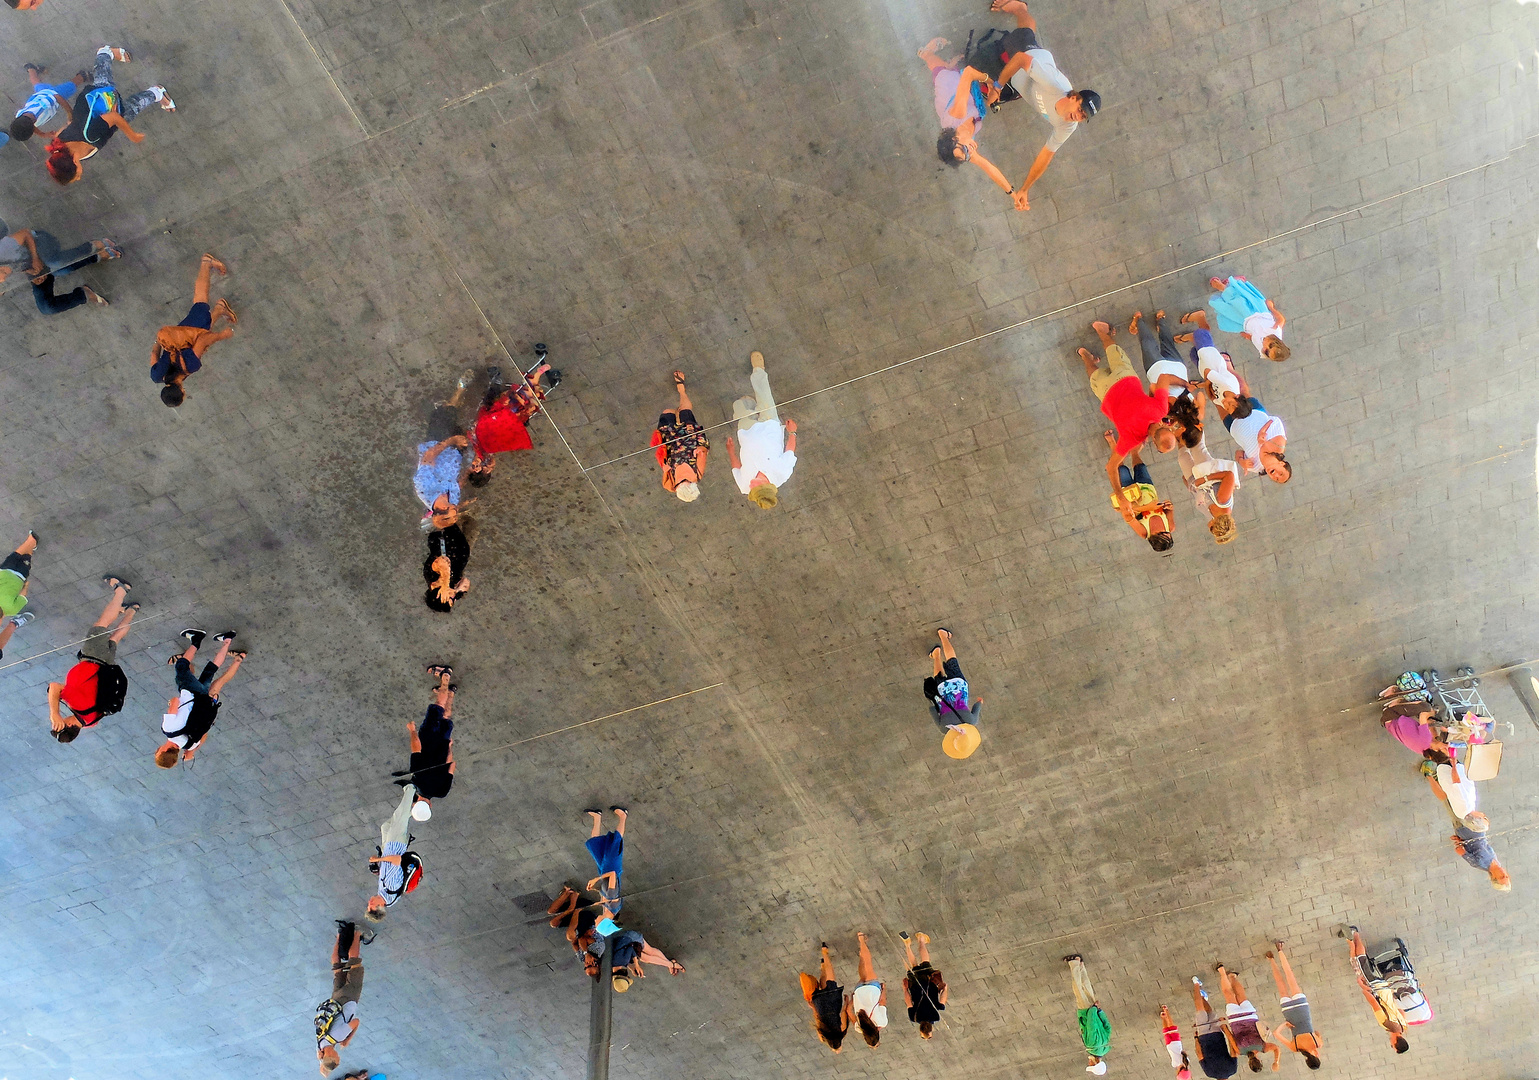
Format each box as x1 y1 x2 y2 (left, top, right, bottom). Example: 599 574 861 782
1367 938 1433 1025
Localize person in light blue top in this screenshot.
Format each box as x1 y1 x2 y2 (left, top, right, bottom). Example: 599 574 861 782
413 370 475 523
9 62 87 144
1203 275 1290 361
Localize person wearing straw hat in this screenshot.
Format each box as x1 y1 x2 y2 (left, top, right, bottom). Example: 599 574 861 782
392 665 456 817
924 628 982 759
725 351 796 509
651 371 709 502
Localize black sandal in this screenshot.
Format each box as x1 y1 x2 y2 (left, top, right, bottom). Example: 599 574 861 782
103 575 131 591
426 664 453 678
582 807 604 816
609 805 629 813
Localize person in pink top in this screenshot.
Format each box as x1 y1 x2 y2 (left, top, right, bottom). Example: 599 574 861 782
918 37 1026 210
1381 697 1438 755
1078 319 1185 517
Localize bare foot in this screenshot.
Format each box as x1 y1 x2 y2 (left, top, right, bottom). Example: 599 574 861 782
1128 311 1141 335
1102 430 1116 450
919 37 948 57
1091 320 1112 336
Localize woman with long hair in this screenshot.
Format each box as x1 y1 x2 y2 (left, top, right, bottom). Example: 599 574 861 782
848 933 888 1047
799 943 849 1052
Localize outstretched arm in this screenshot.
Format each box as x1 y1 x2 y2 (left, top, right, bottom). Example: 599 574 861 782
103 109 146 143
724 435 742 470
1016 145 1056 198
48 682 68 732
421 435 469 465
1267 298 1285 332
967 146 1016 195
1105 451 1128 507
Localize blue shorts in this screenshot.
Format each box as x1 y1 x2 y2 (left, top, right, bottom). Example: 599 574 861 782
586 830 624 876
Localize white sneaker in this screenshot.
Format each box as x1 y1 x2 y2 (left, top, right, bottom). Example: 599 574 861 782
97 46 131 62
9 610 36 628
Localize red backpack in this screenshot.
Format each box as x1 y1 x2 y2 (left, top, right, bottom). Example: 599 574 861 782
61 659 128 726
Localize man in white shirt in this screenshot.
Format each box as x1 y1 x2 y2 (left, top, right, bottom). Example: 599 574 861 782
725 351 798 508
951 0 1100 210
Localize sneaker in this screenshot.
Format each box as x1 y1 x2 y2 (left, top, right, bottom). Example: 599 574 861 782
214 631 237 642
97 46 131 62
9 610 35 628
181 628 206 649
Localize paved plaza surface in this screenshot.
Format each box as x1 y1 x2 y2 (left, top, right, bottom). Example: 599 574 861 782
2 0 1538 1076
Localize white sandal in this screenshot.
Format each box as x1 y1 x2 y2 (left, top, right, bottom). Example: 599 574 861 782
148 86 176 112
96 46 131 63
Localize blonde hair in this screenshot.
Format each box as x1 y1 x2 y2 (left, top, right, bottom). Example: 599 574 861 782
155 745 181 769
1209 514 1236 544
1265 337 1291 361
748 483 779 509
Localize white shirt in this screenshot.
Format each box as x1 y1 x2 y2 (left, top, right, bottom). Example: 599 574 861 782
731 420 796 494
161 691 196 745
851 983 888 1028
1243 311 1282 356
1226 408 1286 464
1194 343 1241 397
1009 49 1077 152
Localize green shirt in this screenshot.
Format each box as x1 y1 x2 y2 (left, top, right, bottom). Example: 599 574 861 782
1078 1005 1111 1056
0 569 27 617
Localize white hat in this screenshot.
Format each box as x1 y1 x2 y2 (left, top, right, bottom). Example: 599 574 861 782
411 799 433 821
674 480 700 502
1087 1063 1108 1075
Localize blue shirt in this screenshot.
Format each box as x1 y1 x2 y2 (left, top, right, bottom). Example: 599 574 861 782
17 83 73 129
414 442 462 509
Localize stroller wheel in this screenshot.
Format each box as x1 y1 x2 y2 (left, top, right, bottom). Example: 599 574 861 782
1458 666 1475 678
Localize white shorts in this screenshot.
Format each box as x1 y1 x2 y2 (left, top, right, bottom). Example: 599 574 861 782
1192 459 1239 508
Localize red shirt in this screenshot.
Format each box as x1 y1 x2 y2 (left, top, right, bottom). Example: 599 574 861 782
473 402 534 455
61 660 105 725
1101 377 1168 457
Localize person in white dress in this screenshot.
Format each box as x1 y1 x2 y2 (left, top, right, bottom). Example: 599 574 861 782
725 351 798 508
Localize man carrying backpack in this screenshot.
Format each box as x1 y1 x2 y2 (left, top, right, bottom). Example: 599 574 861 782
48 575 137 743
365 785 422 923
390 664 456 818
155 628 247 768
950 0 1101 210
316 919 368 1075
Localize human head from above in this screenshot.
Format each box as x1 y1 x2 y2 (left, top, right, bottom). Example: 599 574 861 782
1058 89 1100 123
53 718 82 742
365 894 387 921
918 1020 934 1039
160 381 186 407
155 742 182 769
1148 529 1173 553
748 477 778 509
1393 1034 1409 1053
937 127 974 167
1259 450 1290 484
1300 1050 1320 1069
9 113 36 141
1151 424 1177 453
45 139 79 185
1261 335 1290 361
1246 1050 1262 1071
1208 514 1236 544
317 1044 340 1073
466 458 494 487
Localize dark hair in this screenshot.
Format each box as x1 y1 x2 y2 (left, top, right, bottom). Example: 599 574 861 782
53 723 80 743
45 140 78 184
465 466 492 488
856 1011 880 1047
1076 89 1101 118
1423 747 1452 766
1229 396 1254 419
937 130 963 167
160 384 185 407
423 587 454 613
1393 1036 1409 1053
1149 531 1174 552
1272 454 1292 480
1302 1051 1321 1069
10 114 36 141
918 1020 934 1037
5 1 22 9
1247 1052 1262 1072
817 1023 845 1051
1167 395 1203 447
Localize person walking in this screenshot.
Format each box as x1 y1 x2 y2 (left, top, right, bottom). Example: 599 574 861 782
1132 310 1194 404
1342 926 1410 1053
951 0 1101 210
651 371 710 502
156 629 245 768
151 254 237 407
1265 941 1322 1069
924 627 983 759
1189 977 1238 1079
1080 319 1184 515
1102 432 1174 551
1206 276 1289 361
607 925 686 991
0 219 121 291
9 61 87 144
1380 695 1438 755
848 932 888 1047
901 931 947 1038
414 369 476 523
48 575 137 743
799 942 850 1052
45 46 173 185
365 785 421 923
1064 955 1111 1074
1167 395 1239 545
315 920 369 1076
0 529 38 623
465 351 558 487
920 37 1025 210
1449 811 1512 891
725 351 796 508
1160 1004 1191 1078
422 513 472 612
583 806 628 917
1171 314 1245 414
391 665 457 815
1214 964 1280 1072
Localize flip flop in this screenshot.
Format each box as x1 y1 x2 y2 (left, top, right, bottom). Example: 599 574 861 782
1179 311 1203 323
102 575 131 591
609 805 629 813
672 371 687 386
426 664 453 678
582 807 604 816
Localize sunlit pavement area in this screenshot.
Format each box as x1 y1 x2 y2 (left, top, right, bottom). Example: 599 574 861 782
2 0 1538 1075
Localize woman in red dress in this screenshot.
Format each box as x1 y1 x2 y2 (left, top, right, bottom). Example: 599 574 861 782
467 349 558 486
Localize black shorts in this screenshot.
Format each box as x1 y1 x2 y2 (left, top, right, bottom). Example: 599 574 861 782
0 551 31 580
969 26 1039 80
658 407 697 428
426 404 462 443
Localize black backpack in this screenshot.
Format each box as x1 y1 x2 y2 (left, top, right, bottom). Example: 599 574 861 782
93 663 129 717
